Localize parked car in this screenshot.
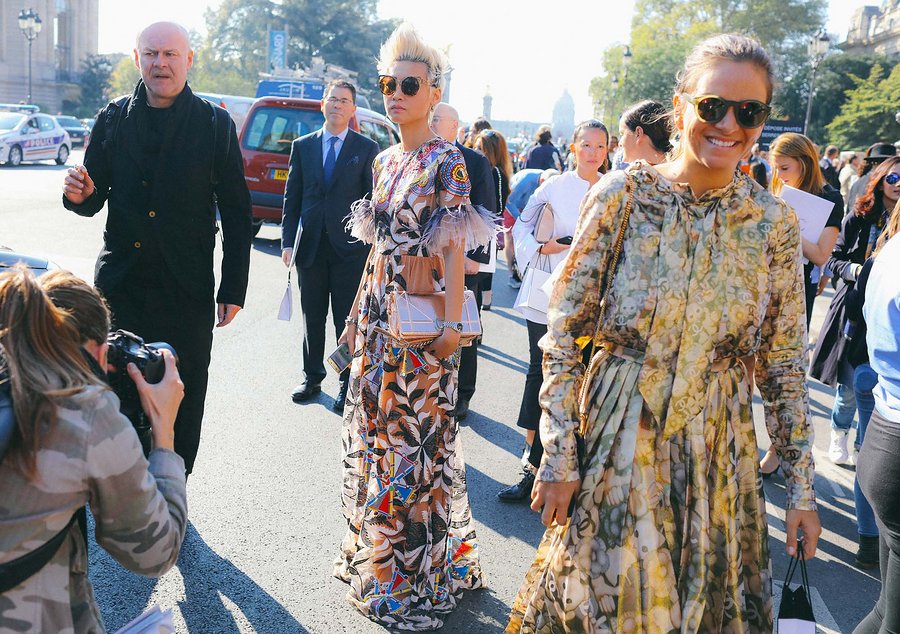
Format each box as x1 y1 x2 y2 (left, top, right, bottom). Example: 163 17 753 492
195 92 256 135
356 107 399 151
239 97 399 236
54 115 90 147
0 246 57 275
0 112 71 167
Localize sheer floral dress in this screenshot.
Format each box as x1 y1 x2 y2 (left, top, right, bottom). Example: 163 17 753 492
335 137 495 630
507 164 816 633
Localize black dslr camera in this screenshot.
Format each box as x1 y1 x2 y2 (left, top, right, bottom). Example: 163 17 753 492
106 330 177 455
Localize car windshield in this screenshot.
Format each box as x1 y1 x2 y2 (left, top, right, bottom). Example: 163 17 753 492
242 107 325 155
0 113 25 131
56 116 80 126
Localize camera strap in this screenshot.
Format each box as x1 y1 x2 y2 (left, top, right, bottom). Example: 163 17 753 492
0 514 78 594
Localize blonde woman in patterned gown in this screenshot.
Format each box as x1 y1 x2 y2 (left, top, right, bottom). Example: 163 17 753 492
334 23 495 631
507 34 822 633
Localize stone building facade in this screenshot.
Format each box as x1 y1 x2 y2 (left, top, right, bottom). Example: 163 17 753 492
0 0 99 112
842 1 900 58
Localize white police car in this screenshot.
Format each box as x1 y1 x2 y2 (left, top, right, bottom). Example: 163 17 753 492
0 111 71 167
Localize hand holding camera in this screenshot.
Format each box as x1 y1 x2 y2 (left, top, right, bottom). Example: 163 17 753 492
126 350 183 451
106 330 182 454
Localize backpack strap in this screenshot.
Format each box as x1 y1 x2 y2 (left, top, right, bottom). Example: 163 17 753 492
101 95 130 165
0 514 78 594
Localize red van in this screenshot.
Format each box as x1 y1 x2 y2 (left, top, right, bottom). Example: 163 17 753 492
239 97 398 235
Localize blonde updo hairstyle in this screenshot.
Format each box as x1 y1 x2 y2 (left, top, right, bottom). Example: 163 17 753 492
377 23 447 91
671 34 775 156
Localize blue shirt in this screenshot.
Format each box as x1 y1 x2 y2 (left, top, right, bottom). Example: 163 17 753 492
321 127 348 165
864 233 900 423
506 169 542 219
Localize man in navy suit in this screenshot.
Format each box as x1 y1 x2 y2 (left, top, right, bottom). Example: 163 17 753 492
281 80 379 411
431 103 497 421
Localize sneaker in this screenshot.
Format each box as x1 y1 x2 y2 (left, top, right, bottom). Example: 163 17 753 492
829 429 851 465
508 276 522 289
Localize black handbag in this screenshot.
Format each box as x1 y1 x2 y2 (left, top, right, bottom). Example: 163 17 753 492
777 539 816 633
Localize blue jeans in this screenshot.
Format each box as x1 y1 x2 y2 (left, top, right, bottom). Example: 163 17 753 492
855 363 880 537
831 381 857 431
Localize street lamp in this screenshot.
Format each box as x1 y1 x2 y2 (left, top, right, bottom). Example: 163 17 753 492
803 28 830 136
17 8 43 105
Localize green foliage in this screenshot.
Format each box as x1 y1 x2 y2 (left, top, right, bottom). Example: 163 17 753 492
589 0 827 128
108 57 140 100
77 54 112 117
199 0 397 99
826 64 900 150
805 54 892 144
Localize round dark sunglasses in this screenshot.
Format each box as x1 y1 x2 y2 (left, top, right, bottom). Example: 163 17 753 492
378 75 426 97
684 94 771 129
885 173 900 186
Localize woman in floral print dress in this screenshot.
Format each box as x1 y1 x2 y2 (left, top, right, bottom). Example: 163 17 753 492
333 24 495 631
507 34 821 633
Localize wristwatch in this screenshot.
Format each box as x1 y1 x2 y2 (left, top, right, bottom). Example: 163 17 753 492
437 320 463 333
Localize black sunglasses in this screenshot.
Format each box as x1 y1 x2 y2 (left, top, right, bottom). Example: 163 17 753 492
885 173 900 186
684 94 771 129
378 75 427 97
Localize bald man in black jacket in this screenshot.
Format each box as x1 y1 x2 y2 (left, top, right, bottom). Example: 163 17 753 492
432 103 497 421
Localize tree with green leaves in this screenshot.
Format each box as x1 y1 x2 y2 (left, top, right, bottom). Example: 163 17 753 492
826 64 900 150
77 54 112 117
108 57 140 101
199 0 396 100
589 0 827 128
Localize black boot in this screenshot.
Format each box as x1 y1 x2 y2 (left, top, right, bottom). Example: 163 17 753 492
855 535 880 570
497 470 535 502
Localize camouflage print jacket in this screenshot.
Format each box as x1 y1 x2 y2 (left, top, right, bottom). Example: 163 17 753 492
0 386 187 633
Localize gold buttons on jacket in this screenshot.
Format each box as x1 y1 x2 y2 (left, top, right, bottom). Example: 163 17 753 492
148 210 156 218
134 241 141 249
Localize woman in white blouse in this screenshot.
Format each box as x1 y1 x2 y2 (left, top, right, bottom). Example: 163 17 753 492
498 119 610 501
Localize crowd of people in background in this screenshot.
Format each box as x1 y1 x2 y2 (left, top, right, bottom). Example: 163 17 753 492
4 17 900 634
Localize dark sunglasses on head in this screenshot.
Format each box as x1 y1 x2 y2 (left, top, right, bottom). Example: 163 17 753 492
885 173 900 186
684 94 771 129
378 75 427 97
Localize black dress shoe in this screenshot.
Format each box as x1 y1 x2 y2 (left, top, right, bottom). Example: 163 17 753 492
497 471 535 502
291 382 321 403
453 399 470 421
333 382 348 412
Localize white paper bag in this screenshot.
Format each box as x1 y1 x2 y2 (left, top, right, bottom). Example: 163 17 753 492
478 238 497 274
515 266 551 314
277 221 302 321
277 281 293 321
114 605 175 634
776 618 816 634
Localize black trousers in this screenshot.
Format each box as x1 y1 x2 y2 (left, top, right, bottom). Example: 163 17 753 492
856 407 900 633
298 236 367 386
457 272 484 403
104 274 214 475
517 320 547 468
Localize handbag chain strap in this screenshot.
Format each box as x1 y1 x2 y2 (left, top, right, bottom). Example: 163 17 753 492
578 174 634 428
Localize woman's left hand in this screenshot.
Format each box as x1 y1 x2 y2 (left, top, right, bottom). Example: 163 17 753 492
785 508 821 559
427 329 461 359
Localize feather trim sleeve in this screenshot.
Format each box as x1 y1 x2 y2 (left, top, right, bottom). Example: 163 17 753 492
345 197 376 244
420 203 497 252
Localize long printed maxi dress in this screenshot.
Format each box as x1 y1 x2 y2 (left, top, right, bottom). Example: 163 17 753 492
335 137 496 631
507 164 817 633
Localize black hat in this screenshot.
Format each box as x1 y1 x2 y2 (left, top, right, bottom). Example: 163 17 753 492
864 142 898 162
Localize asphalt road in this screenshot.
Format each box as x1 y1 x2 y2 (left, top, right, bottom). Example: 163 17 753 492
0 152 881 633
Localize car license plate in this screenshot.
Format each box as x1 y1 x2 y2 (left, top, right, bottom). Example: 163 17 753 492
270 169 288 181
